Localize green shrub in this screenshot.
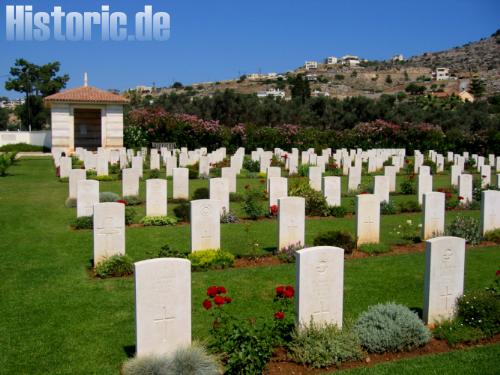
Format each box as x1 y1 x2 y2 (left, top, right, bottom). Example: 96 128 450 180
65 197 77 208
433 319 485 346
229 192 244 202
109 164 120 175
298 164 309 177
71 216 93 229
288 322 363 368
193 187 209 200
157 244 188 258
456 289 500 336
380 201 397 215
289 182 329 216
148 169 160 179
484 229 500 243
188 168 198 179
220 209 238 224
391 219 421 244
140 216 177 226
123 195 143 206
125 207 137 225
400 179 416 195
328 205 348 218
354 302 431 353
445 215 482 245
423 159 437 174
94 255 134 278
398 200 421 213
99 191 120 202
276 242 304 263
313 231 356 254
0 142 47 152
122 344 222 375
187 249 235 271
173 201 190 221
58 177 69 183
0 152 15 176
242 187 265 220
358 243 390 255
243 158 259 173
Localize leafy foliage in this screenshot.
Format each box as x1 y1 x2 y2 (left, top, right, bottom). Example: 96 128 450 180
358 243 390 254
94 255 134 278
193 187 210 200
140 216 177 226
157 244 189 259
380 201 397 215
99 191 120 202
289 323 363 368
289 182 329 216
433 319 485 347
276 242 304 263
354 303 431 353
188 249 235 271
445 215 482 245
173 201 190 221
71 216 93 230
220 208 238 224
483 229 500 243
313 231 356 254
457 288 500 337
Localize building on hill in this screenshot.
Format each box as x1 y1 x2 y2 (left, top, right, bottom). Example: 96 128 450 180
306 74 318 82
311 90 330 97
434 67 450 80
458 91 474 102
256 88 286 99
44 73 129 153
342 55 360 67
135 85 153 94
326 56 338 65
304 61 318 70
392 54 404 62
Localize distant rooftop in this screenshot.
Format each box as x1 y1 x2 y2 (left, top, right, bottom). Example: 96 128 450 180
44 86 129 104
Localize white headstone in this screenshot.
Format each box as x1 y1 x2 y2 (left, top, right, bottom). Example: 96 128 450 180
322 176 341 207
221 167 237 193
268 177 288 208
97 154 109 176
422 192 445 240
93 202 125 264
172 168 189 200
209 178 229 214
347 166 361 192
458 174 472 205
309 166 322 191
135 258 191 356
278 197 305 251
146 179 167 216
122 168 140 197
423 236 465 324
132 156 143 178
418 174 433 205
77 180 99 217
190 199 221 252
296 246 344 328
384 166 397 192
480 190 500 235
69 169 86 199
355 194 380 246
59 156 72 178
374 175 390 203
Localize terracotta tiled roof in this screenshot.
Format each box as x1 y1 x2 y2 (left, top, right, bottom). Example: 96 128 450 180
44 86 128 104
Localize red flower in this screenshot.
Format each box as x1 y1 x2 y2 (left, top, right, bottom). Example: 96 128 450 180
217 286 227 294
276 285 285 297
214 296 225 306
274 311 285 320
496 269 500 277
284 285 295 298
207 286 218 297
224 296 232 304
458 196 464 201
202 299 212 310
117 199 128 205
270 205 278 216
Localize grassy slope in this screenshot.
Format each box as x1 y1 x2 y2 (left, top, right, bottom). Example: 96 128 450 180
0 157 498 374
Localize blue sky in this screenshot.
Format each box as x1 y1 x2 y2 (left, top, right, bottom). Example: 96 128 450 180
1 0 499 98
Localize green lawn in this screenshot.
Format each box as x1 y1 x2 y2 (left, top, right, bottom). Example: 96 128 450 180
0 157 498 374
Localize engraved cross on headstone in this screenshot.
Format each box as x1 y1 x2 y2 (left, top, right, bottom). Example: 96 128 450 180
97 216 121 252
154 305 176 343
440 286 453 312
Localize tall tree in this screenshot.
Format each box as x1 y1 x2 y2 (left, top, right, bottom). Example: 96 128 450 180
5 59 69 130
469 77 486 98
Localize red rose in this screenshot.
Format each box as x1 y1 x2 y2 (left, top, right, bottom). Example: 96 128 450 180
217 286 227 294
458 196 464 200
276 286 285 297
117 199 127 205
214 296 225 306
496 269 500 277
224 296 232 304
284 285 295 298
207 286 218 297
274 311 285 320
202 299 212 310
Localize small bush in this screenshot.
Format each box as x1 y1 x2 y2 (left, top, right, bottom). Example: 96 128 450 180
125 207 137 225
242 187 265 220
188 168 198 179
289 182 329 216
313 231 356 254
94 255 134 278
71 216 93 229
354 302 431 353
456 289 500 337
328 205 348 218
157 244 189 258
445 215 481 245
100 191 120 202
192 187 209 200
173 201 190 221
484 229 500 243
289 323 363 368
380 201 397 215
220 208 238 224
229 192 244 202
359 243 390 254
398 200 421 213
65 197 77 208
400 179 416 195
0 142 47 152
123 195 143 206
91 175 116 182
122 344 222 375
109 164 120 175
433 319 485 346
58 177 69 183
276 242 304 263
148 169 160 179
0 152 15 176
243 158 259 173
187 249 235 271
298 164 309 177
140 216 177 226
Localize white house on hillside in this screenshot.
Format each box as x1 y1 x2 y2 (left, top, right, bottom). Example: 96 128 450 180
304 61 318 70
44 74 128 153
257 88 286 99
342 55 360 67
435 67 450 81
326 56 338 65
